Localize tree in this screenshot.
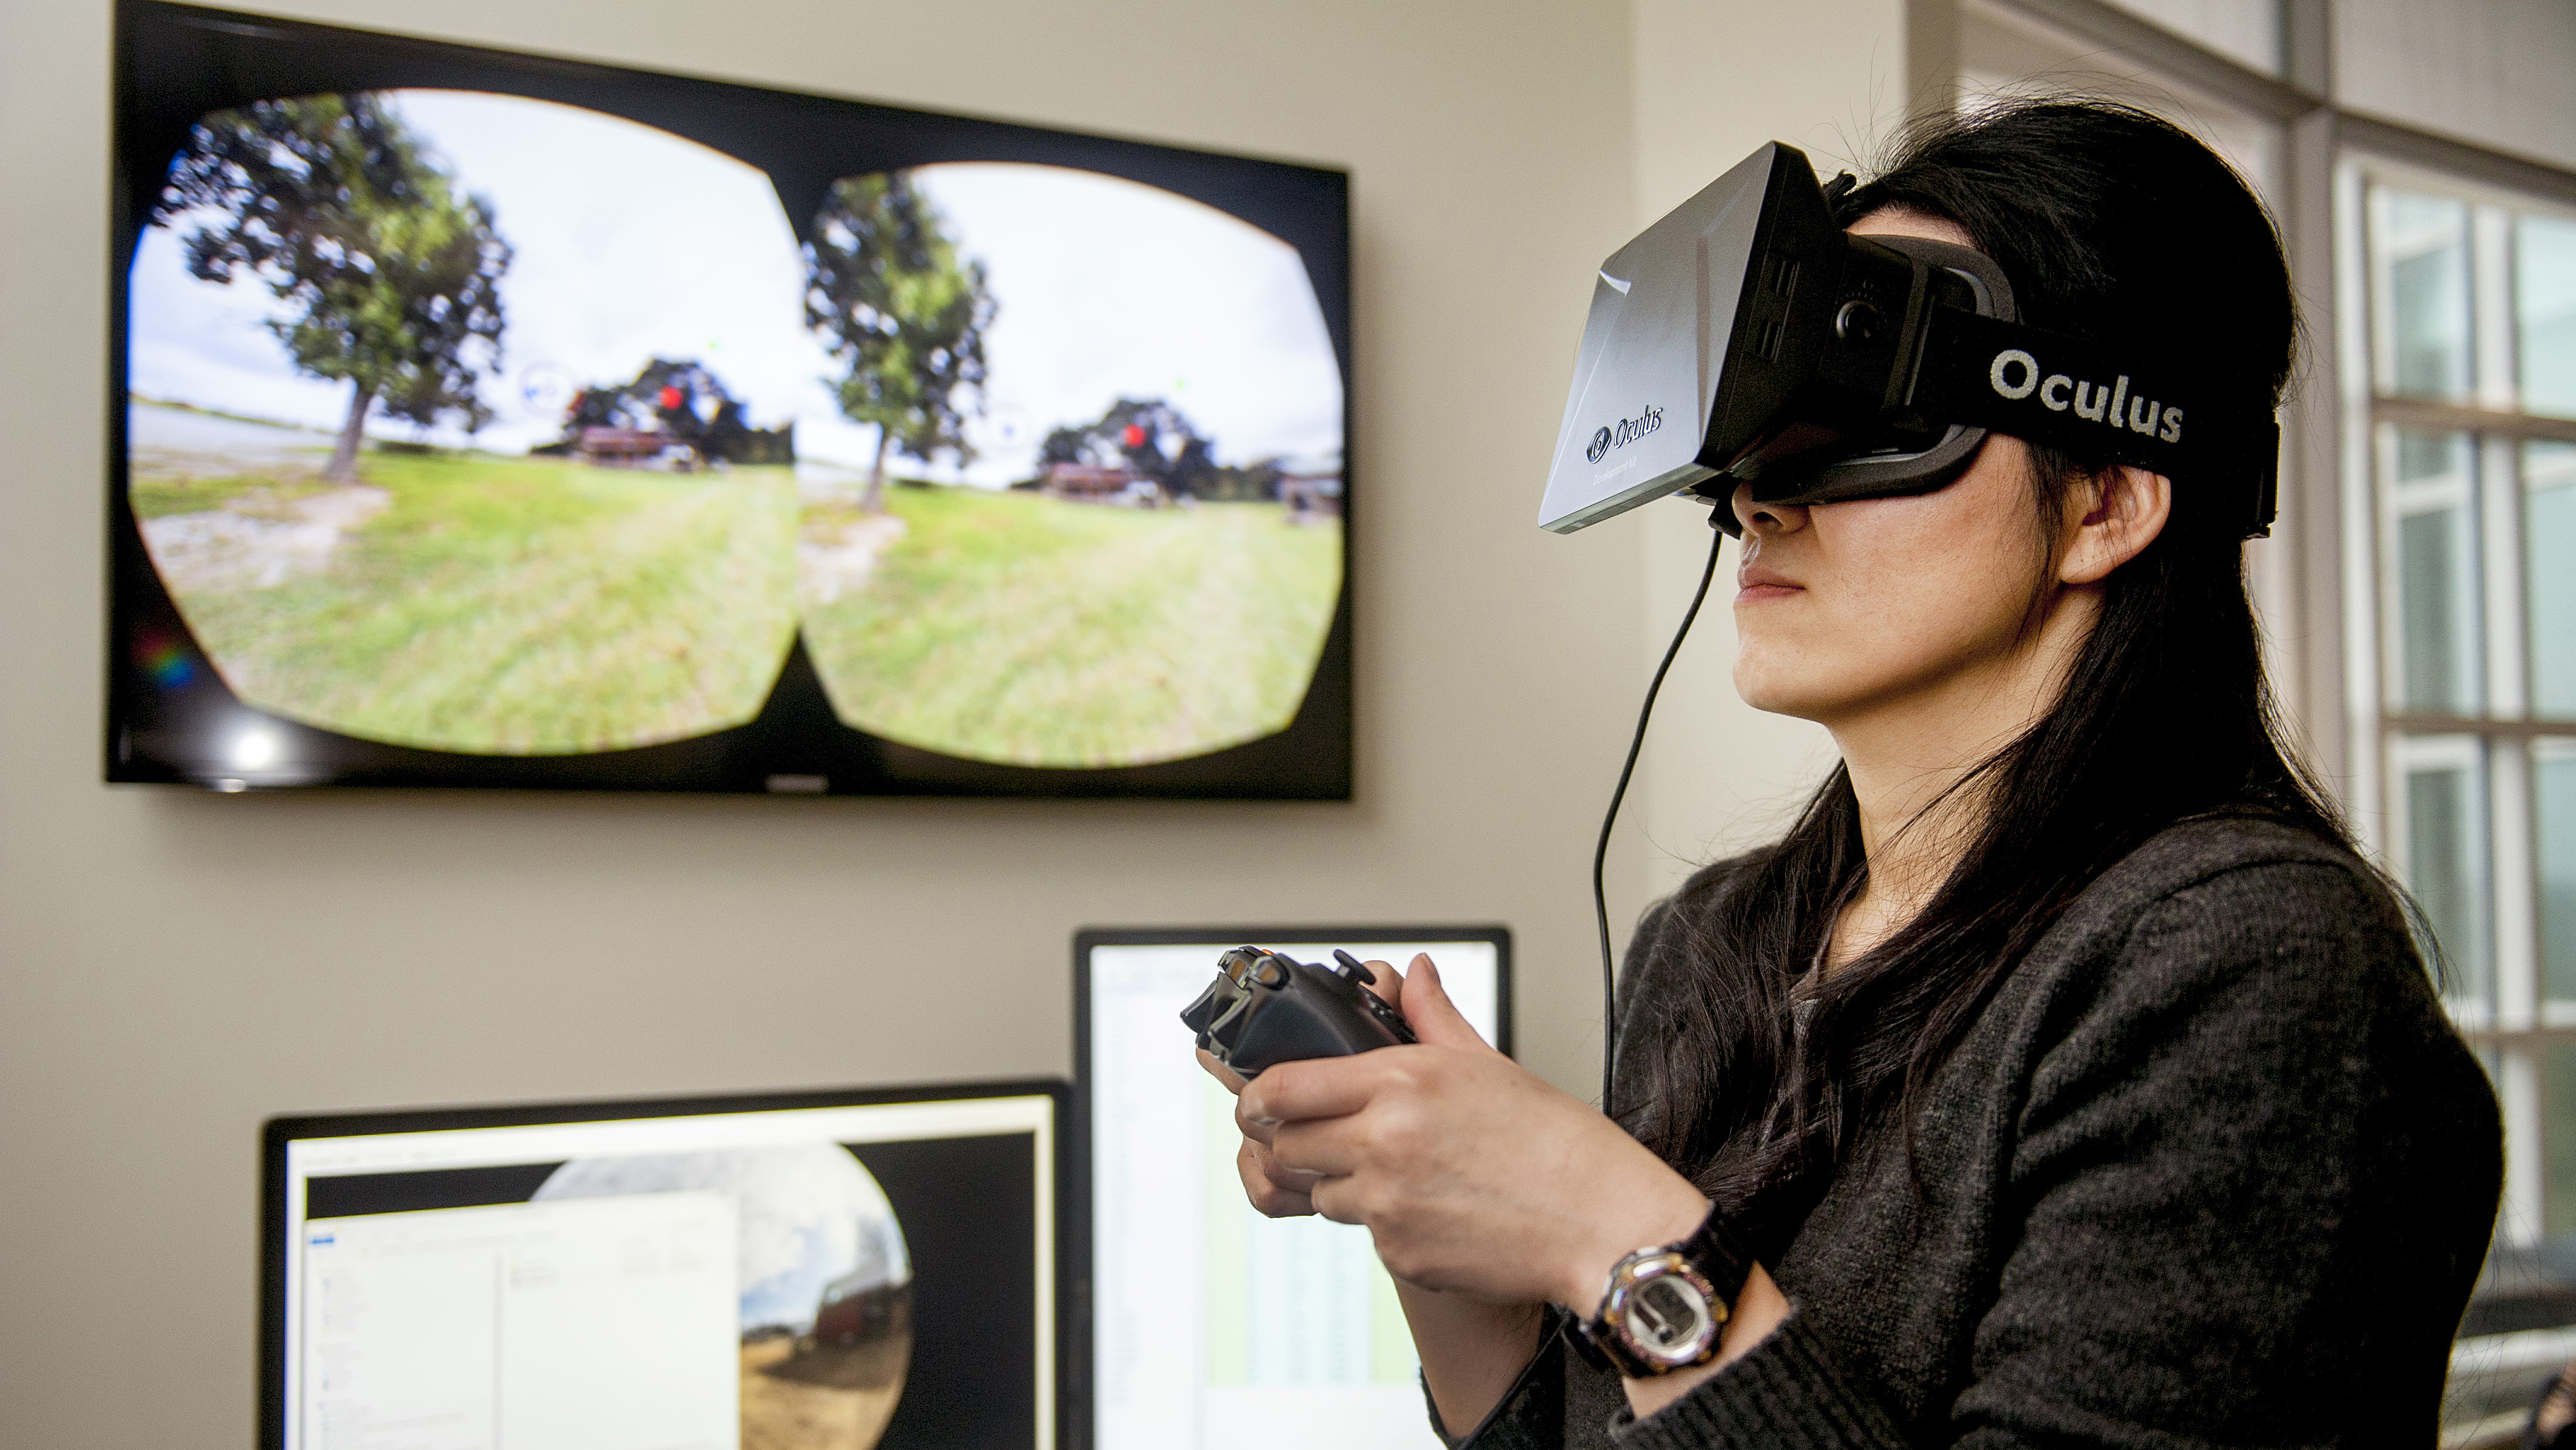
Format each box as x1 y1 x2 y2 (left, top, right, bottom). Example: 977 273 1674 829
154 93 510 484
1038 397 1225 502
1037 424 1091 469
549 358 793 466
803 173 995 512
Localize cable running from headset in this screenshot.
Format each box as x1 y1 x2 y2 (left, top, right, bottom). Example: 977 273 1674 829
1591 511 1728 1114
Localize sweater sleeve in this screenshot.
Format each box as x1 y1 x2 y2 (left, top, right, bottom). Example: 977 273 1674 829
1448 891 1710 1450
1602 857 2499 1449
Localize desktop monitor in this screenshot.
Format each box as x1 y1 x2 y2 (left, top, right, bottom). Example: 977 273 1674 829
1074 928 1512 1450
262 1080 1066 1450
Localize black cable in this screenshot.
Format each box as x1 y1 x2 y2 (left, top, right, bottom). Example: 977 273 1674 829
1592 510 1729 1114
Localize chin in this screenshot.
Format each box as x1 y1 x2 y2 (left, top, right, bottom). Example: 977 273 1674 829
1732 659 1837 722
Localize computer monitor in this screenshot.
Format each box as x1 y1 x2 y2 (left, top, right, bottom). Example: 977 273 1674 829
262 1080 1066 1450
1074 928 1512 1450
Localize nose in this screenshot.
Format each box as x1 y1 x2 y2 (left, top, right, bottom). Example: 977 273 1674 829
1730 481 1810 536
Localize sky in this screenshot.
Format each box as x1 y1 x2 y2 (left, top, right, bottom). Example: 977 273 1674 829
534 1144 906 1333
128 92 1346 484
131 90 823 458
843 162 1346 484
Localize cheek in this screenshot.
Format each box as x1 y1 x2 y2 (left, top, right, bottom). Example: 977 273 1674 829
1733 501 2042 714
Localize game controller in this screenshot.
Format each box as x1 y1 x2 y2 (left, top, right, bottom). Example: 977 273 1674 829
1181 946 1417 1077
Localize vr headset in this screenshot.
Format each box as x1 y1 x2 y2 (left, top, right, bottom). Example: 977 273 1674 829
1539 142 2279 539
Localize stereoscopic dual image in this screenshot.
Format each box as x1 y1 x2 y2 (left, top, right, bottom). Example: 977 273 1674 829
129 89 1345 769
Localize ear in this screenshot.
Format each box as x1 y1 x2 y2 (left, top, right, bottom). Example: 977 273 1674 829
2057 466 2171 585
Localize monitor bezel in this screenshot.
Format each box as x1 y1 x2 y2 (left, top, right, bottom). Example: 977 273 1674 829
111 0 1354 799
1068 924 1513 1450
261 1076 1074 1450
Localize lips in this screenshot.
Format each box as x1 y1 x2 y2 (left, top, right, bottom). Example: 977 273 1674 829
1736 559 1801 600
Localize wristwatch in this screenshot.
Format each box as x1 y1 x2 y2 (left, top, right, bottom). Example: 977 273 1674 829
1575 1207 1753 1377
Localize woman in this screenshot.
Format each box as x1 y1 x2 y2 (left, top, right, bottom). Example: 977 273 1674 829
1206 100 2503 1446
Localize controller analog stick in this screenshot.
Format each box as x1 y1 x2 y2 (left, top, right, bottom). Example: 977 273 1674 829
1180 945 1417 1077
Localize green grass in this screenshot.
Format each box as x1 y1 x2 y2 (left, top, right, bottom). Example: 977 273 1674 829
800 489 1342 767
144 453 800 754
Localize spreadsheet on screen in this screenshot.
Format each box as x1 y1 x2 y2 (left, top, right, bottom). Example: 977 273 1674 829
1083 937 1505 1450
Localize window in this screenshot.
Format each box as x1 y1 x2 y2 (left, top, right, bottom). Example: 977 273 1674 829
2358 168 2576 1288
1945 0 2576 1430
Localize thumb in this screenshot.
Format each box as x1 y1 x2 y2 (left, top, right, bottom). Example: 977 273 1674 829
1399 953 1490 1050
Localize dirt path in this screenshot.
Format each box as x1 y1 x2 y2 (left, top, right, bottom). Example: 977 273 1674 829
139 485 391 592
798 513 908 605
740 1334 908 1450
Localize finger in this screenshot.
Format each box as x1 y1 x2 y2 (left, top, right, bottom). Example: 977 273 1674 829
1234 1093 1279 1147
1238 1054 1383 1128
1399 953 1492 1050
1238 1140 1313 1218
1252 1137 1324 1191
1269 1116 1372 1180
1197 1047 1248 1096
1306 1172 1367 1228
1356 957 1402 1011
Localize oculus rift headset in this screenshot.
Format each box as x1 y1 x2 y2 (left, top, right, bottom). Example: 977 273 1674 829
1539 141 2281 539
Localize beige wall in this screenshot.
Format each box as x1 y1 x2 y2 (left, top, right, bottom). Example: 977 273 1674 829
1628 0 1905 899
0 1 1901 1445
2337 0 2576 174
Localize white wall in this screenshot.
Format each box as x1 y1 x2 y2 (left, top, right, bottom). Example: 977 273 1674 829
2336 0 2576 174
0 2 1648 1442
0 1 1904 1445
1626 0 1905 900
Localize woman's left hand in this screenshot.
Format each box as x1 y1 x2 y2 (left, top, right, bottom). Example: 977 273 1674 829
1238 954 1713 1311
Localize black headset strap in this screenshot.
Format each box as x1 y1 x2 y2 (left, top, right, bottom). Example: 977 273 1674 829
1912 308 2281 538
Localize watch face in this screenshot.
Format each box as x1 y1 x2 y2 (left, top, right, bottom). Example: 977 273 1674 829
1618 1257 1720 1365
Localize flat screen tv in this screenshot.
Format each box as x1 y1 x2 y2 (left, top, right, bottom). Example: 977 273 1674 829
110 1 1350 797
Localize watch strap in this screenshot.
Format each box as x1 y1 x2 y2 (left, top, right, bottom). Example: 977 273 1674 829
1673 1205 1755 1308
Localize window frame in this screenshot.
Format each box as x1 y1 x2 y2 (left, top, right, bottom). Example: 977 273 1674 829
2343 152 2576 1262
1965 0 2576 1426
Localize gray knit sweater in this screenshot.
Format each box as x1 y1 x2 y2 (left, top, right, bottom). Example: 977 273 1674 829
1454 817 2502 1449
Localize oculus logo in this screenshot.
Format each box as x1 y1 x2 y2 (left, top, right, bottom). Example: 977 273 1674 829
1989 348 2183 443
1589 404 1664 467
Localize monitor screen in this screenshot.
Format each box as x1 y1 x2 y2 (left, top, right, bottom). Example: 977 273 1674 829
1074 929 1511 1450
262 1081 1065 1450
112 0 1350 798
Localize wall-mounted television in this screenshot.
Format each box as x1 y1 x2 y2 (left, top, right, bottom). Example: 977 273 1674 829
110 1 1350 797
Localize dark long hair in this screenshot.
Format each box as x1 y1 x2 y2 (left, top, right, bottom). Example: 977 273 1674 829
1627 99 2362 1252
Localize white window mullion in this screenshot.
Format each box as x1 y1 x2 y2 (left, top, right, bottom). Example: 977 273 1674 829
2341 162 2386 848
2474 205 2518 414
2374 423 2406 714
2488 429 2538 1037
2502 1046 2548 1248
2488 435 2529 717
2497 741 2538 1030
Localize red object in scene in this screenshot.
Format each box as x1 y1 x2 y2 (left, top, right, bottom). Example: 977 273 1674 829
1122 423 1147 448
659 385 683 410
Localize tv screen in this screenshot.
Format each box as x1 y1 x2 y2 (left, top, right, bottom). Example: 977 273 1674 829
263 1082 1066 1450
111 1 1350 797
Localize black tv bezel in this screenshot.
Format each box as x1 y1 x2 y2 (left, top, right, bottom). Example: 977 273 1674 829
110 0 1353 799
1066 924 1513 1450
261 1076 1076 1450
